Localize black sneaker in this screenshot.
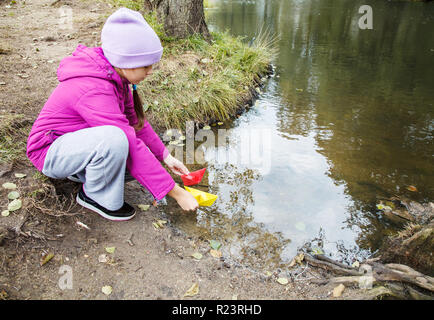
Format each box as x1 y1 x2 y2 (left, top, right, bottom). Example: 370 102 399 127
76 185 135 221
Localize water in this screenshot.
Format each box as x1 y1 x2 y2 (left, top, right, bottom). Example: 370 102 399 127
166 0 434 271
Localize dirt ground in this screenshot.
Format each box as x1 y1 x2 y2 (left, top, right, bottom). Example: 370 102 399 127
0 0 368 300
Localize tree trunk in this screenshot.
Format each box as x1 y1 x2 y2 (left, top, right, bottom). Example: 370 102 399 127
144 0 210 39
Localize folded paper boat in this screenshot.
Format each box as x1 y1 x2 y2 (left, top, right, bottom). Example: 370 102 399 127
181 168 206 186
184 186 218 207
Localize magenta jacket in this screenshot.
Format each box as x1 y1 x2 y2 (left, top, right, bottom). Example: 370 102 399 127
26 44 175 200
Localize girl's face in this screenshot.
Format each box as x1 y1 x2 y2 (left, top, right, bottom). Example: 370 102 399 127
115 65 153 84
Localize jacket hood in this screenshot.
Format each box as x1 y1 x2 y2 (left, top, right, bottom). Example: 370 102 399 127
57 44 130 88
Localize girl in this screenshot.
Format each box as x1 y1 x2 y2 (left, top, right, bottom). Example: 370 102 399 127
26 7 199 221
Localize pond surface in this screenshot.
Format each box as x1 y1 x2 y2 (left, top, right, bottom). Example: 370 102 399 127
166 0 434 270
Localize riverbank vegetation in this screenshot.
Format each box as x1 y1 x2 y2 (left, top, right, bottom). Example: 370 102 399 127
106 0 278 130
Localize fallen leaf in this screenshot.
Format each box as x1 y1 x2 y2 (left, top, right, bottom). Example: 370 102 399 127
8 199 22 211
265 271 272 277
76 221 90 230
288 259 296 267
352 261 360 268
312 247 324 255
209 249 222 258
152 222 160 229
294 253 305 264
138 204 150 211
277 277 288 285
209 240 221 250
332 284 345 297
142 103 149 112
40 252 54 266
14 173 26 178
98 254 108 263
184 282 199 297
1 210 10 217
376 204 384 210
157 220 167 227
295 222 306 231
2 182 17 190
231 294 238 300
7 191 19 200
191 252 203 260
406 185 417 192
203 125 211 130
179 135 186 140
105 247 116 254
101 285 112 295
217 122 223 125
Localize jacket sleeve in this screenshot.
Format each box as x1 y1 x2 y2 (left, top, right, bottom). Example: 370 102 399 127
124 85 169 162
74 88 175 200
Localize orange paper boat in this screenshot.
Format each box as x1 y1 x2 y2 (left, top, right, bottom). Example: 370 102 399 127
184 186 218 207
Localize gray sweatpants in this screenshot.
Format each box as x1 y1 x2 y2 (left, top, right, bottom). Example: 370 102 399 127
42 125 135 211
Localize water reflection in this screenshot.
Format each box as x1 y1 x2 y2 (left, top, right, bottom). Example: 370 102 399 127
169 0 433 270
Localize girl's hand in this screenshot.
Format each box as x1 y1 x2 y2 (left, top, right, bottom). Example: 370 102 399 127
168 184 199 211
163 154 189 176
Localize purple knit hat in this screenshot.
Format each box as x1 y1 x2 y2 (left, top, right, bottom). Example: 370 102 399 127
101 7 163 68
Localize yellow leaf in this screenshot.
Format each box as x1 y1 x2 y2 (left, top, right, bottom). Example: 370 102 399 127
191 252 203 260
265 271 272 277
152 222 160 229
184 282 199 297
40 252 54 266
101 285 112 295
217 122 223 125
209 249 222 258
105 247 116 254
332 284 345 297
157 220 167 227
277 277 288 285
294 253 304 264
203 125 211 130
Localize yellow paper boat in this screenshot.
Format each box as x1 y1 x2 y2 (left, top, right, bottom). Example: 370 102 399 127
184 186 218 207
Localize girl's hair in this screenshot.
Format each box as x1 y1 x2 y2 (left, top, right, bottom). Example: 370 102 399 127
132 86 145 131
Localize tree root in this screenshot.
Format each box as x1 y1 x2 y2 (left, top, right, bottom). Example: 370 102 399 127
306 253 434 299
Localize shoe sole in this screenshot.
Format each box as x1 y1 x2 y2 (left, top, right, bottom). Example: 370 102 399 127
76 193 135 222
67 176 82 183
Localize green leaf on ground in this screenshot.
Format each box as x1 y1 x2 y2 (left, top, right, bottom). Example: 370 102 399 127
1 210 10 217
8 199 22 211
40 252 54 266
277 277 288 285
209 240 221 250
14 173 26 178
138 204 150 211
2 182 17 190
7 191 19 200
312 247 324 255
191 252 203 260
105 247 116 254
